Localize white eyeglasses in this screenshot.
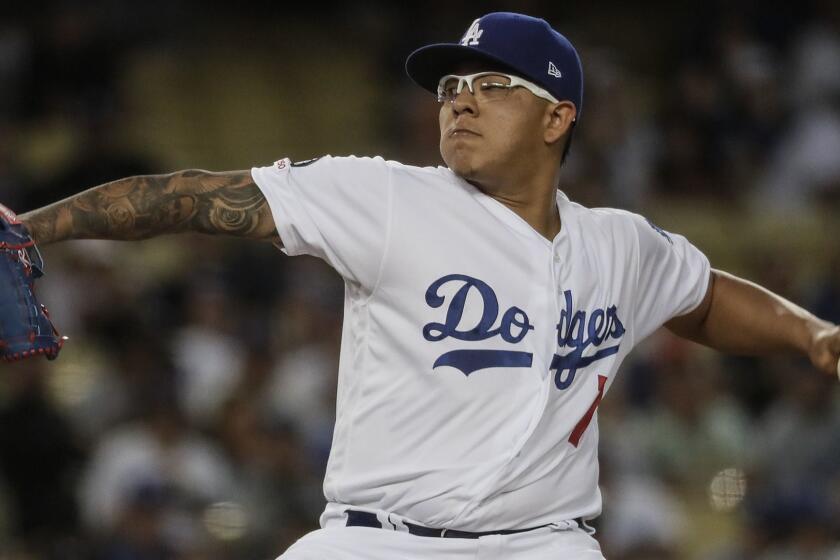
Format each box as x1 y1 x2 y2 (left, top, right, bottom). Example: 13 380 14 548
436 71 560 104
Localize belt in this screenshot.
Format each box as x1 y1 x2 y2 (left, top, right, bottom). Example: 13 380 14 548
345 509 581 539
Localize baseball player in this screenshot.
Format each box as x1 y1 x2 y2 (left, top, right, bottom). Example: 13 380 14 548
5 11 840 560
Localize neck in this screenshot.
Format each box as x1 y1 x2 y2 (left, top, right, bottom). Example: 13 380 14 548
470 167 562 240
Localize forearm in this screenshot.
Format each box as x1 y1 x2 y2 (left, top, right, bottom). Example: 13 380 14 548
19 170 275 245
692 270 828 356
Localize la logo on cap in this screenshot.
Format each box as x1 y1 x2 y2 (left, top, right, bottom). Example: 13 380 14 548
460 18 483 46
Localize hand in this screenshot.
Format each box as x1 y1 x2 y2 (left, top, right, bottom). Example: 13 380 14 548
809 323 840 378
0 202 66 361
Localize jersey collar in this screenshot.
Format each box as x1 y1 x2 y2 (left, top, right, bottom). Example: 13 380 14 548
444 167 569 248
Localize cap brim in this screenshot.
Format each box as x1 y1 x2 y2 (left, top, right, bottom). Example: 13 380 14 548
405 44 520 94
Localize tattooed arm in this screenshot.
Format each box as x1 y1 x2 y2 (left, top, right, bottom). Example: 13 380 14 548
19 170 279 246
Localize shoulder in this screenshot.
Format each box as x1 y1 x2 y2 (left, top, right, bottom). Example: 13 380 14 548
291 154 389 173
560 196 680 253
561 195 647 235
311 155 435 172
298 156 455 183
384 159 460 182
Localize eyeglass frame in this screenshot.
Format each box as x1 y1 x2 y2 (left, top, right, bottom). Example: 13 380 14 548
436 71 560 105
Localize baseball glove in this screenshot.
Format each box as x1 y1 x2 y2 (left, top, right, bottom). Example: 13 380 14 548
0 203 65 362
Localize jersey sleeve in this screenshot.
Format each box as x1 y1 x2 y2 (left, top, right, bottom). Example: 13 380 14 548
250 155 392 289
630 213 711 342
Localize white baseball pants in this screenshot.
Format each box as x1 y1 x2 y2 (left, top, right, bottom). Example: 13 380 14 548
276 524 606 559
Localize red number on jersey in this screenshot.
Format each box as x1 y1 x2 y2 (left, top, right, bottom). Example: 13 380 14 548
568 375 607 447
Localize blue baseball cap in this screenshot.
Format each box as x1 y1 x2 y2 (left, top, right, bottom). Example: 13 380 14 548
405 12 584 118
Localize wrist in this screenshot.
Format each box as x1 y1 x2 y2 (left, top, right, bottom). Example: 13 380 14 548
804 316 834 355
18 216 40 243
19 209 68 246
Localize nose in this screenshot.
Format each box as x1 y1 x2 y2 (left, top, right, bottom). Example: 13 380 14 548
449 89 478 116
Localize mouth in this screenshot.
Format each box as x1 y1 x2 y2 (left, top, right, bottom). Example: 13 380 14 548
448 127 480 138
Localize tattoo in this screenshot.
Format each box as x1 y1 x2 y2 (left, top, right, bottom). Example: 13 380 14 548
19 170 279 245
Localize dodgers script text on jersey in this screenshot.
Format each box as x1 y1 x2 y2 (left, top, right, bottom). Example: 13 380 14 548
251 155 710 531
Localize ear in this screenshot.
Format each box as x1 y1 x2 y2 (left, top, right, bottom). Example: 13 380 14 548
544 102 577 145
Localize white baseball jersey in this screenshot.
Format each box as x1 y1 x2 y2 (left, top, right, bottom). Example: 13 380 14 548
251 155 710 531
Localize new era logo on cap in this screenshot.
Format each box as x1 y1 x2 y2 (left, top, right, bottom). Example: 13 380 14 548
405 12 584 119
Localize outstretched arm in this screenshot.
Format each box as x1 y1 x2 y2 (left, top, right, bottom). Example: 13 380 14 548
666 270 840 376
19 170 278 246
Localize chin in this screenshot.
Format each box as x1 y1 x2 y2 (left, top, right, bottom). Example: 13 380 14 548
448 161 474 179
442 150 480 179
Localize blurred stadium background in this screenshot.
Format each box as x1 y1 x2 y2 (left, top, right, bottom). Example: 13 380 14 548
2 1 840 559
